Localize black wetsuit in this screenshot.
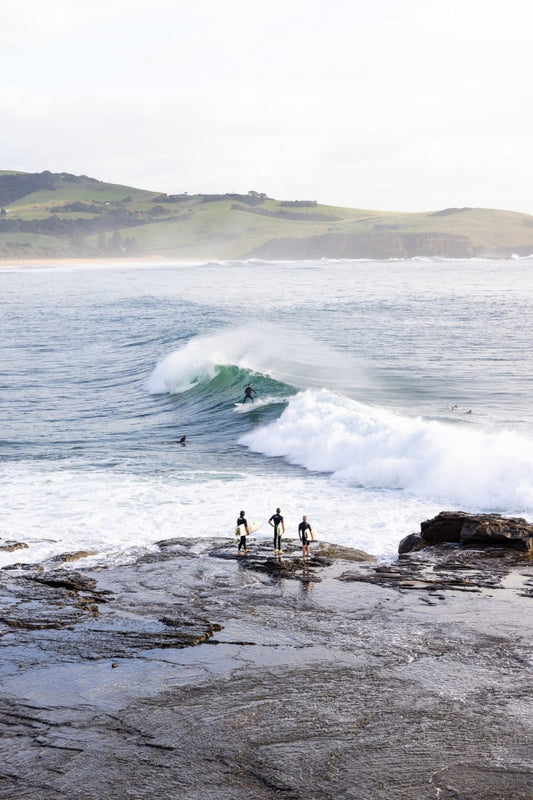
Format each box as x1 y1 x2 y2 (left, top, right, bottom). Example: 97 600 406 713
243 386 256 403
269 513 284 550
237 515 248 551
299 521 312 544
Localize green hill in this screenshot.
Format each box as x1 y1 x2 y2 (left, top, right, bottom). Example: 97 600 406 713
1 170 533 260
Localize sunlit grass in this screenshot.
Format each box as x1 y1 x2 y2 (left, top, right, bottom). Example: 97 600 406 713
2 171 533 259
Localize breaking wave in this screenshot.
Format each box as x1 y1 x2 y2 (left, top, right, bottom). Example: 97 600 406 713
148 325 369 392
239 389 533 512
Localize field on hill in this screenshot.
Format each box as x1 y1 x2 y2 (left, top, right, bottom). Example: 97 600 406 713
1 170 533 260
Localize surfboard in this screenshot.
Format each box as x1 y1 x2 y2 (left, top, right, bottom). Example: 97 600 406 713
235 522 261 536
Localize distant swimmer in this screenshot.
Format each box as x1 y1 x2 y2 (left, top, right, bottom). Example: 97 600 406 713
242 384 258 404
163 435 187 445
298 515 312 559
269 507 285 553
447 405 472 415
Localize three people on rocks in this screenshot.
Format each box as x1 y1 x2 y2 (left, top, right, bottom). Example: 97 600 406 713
236 507 314 557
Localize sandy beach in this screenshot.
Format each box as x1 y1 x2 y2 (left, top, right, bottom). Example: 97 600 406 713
0 256 176 269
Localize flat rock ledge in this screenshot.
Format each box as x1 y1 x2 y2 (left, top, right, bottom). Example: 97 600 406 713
399 511 533 554
1 533 532 800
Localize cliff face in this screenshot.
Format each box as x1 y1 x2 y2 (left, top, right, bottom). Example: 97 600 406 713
248 231 474 259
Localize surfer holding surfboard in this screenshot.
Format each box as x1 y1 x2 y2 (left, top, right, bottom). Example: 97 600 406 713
298 515 313 558
269 507 285 553
235 510 250 555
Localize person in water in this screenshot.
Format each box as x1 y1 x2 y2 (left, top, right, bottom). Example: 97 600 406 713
269 507 285 553
242 384 257 403
298 515 313 558
236 510 250 555
163 435 187 445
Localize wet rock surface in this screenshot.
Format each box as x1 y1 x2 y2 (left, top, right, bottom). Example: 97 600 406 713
0 541 29 553
0 536 532 799
399 511 533 553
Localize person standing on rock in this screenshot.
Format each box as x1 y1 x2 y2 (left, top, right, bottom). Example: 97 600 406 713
236 510 250 555
298 515 312 558
269 507 285 553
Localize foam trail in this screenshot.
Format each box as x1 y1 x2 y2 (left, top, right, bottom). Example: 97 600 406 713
239 389 533 511
233 395 289 412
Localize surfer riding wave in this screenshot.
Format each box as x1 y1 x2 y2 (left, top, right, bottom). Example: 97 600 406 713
242 384 258 403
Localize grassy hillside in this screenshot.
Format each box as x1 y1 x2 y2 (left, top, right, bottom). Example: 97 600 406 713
1 170 533 260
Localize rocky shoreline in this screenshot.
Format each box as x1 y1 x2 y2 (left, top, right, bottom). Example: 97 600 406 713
1 514 532 799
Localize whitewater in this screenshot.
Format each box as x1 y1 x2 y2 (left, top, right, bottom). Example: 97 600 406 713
2 257 533 568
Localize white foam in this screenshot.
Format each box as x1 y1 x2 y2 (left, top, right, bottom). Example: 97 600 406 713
0 460 439 569
146 326 369 395
233 395 288 412
239 389 533 512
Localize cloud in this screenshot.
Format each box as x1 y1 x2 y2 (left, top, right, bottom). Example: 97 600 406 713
0 0 177 46
1 0 533 213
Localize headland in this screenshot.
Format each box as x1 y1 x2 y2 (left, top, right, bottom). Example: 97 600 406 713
2 170 533 261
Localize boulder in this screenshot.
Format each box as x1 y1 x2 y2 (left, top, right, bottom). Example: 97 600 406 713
51 550 98 563
312 542 376 562
397 533 424 554
399 511 533 554
0 541 29 553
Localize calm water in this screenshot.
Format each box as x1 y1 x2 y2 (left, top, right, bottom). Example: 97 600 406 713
2 257 533 566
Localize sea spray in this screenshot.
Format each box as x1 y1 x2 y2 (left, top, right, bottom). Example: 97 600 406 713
239 389 533 511
146 325 371 396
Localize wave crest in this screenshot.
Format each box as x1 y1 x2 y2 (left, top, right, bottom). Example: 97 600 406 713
146 325 366 396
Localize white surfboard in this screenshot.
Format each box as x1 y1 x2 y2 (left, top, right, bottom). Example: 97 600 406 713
234 522 262 536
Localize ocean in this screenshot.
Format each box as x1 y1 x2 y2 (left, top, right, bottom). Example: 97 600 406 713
2 257 533 568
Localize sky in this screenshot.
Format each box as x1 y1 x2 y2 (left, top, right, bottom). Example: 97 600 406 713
2 0 532 213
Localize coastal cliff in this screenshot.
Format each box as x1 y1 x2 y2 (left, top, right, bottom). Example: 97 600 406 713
247 231 475 259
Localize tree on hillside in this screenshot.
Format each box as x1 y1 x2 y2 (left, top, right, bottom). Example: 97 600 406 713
0 171 58 206
109 231 123 254
97 232 107 254
68 230 89 255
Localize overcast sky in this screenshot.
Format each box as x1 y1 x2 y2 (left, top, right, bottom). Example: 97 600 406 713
2 0 532 213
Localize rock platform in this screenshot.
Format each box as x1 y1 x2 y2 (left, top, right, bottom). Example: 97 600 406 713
0 526 532 800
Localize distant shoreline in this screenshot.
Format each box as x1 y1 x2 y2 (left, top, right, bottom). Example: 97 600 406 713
1 253 532 270
0 253 533 271
0 256 187 269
